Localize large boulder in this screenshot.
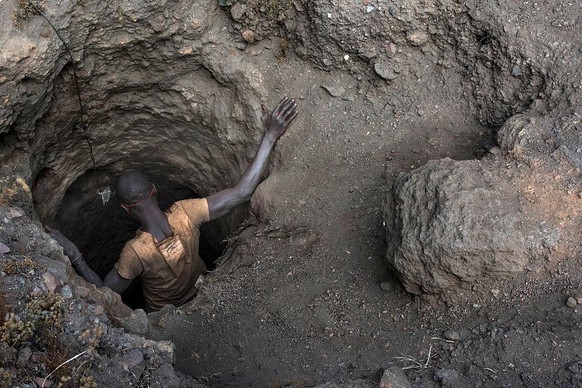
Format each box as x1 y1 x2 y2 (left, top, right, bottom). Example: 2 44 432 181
384 111 582 296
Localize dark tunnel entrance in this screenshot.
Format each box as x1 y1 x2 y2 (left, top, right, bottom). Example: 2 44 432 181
49 169 237 310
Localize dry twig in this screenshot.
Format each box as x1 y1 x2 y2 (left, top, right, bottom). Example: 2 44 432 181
42 349 89 387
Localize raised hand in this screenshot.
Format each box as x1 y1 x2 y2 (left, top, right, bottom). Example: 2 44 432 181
261 96 298 141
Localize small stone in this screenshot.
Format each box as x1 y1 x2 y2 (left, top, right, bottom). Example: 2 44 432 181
122 349 144 370
512 65 523 77
230 3 245 21
380 366 412 388
151 363 181 386
380 281 395 292
443 329 461 341
121 309 150 335
292 0 305 12
366 5 375 13
42 272 60 294
388 5 399 16
568 362 582 374
75 286 91 298
577 297 582 304
374 62 400 81
0 242 10 254
241 29 255 43
60 285 73 299
321 84 346 97
155 340 176 364
489 147 501 155
94 305 104 315
18 347 32 363
358 47 378 60
566 297 577 308
434 368 459 383
4 208 24 220
34 377 53 387
388 43 398 55
406 31 429 46
491 288 500 297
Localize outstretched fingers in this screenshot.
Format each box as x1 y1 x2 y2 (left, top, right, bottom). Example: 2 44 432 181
279 98 297 118
282 104 298 124
276 96 296 113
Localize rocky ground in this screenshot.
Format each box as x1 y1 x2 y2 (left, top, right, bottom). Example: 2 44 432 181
1 0 581 387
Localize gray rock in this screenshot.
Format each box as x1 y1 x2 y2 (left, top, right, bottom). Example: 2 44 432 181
75 286 91 298
155 340 176 364
384 158 562 296
321 84 347 97
0 242 10 254
121 349 144 369
230 3 245 20
568 362 582 374
60 285 73 299
150 363 182 388
121 309 151 336
42 272 61 293
434 368 459 383
443 329 461 341
18 347 32 364
374 62 400 81
566 297 577 308
512 65 523 76
380 367 411 388
406 31 429 46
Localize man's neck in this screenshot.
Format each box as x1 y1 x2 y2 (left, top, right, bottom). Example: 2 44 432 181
141 209 173 241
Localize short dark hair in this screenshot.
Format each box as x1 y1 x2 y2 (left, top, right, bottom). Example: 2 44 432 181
116 172 152 205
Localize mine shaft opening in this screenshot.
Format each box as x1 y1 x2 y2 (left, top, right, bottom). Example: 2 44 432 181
45 168 246 310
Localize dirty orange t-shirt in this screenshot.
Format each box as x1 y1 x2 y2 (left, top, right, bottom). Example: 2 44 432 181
115 198 209 311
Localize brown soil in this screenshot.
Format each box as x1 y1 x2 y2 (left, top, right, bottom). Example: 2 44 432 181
1 0 580 386
148 31 582 388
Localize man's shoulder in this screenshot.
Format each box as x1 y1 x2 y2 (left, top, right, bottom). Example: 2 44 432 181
171 198 210 224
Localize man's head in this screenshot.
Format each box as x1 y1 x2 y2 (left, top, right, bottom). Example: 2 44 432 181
116 172 156 211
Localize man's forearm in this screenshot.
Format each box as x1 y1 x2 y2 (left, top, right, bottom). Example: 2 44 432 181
236 134 276 199
72 257 104 287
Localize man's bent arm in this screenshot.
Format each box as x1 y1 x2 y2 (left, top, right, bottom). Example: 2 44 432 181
72 256 132 294
72 256 104 286
207 97 298 220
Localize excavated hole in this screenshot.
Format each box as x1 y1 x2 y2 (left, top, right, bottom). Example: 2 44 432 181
37 166 246 309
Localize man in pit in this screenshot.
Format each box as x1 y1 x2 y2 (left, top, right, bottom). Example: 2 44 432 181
47 97 298 311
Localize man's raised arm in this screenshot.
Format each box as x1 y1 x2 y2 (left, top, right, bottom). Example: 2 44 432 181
206 97 298 220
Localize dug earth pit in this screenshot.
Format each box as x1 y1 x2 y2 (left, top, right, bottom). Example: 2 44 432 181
0 0 581 386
